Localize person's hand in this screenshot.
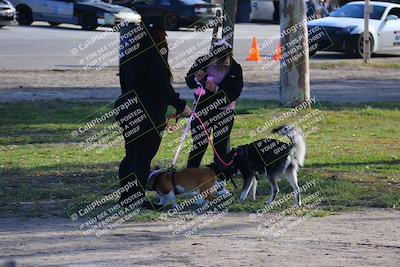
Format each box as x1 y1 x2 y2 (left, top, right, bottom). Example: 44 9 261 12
181 105 192 117
195 70 206 82
205 79 217 92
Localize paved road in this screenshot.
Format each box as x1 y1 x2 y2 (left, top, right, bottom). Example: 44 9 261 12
1 22 398 70
0 22 280 70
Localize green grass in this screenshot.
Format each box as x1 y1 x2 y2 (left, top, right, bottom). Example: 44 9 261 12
0 100 399 220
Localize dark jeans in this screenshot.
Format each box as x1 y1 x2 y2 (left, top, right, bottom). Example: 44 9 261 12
187 109 235 168
114 93 164 204
118 129 162 202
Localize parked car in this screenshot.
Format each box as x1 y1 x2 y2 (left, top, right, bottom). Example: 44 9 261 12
0 0 16 28
113 0 221 30
339 0 400 6
9 0 141 30
249 0 274 22
308 1 400 57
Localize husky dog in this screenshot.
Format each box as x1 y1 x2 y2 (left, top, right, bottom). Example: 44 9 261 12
227 125 306 207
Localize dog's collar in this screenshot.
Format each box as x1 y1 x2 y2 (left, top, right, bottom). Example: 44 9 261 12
148 170 163 191
149 169 162 179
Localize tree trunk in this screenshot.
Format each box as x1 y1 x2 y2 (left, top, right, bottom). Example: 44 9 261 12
363 0 371 64
279 0 311 106
222 0 237 47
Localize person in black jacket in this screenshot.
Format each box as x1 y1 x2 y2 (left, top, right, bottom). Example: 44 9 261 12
115 18 191 209
185 39 243 169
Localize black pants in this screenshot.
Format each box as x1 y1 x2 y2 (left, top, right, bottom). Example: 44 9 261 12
115 93 164 203
118 129 161 201
187 109 234 168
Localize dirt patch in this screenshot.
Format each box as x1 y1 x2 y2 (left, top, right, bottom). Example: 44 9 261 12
0 209 399 266
0 65 399 104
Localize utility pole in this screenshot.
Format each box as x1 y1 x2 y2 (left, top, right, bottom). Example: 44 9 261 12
363 0 371 64
222 0 238 47
279 0 310 106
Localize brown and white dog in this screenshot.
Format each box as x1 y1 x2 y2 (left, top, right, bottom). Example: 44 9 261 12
147 167 229 208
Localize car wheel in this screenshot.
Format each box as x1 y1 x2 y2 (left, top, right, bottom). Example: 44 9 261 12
164 13 179 30
352 33 374 58
16 5 33 26
80 13 97 31
49 22 61 27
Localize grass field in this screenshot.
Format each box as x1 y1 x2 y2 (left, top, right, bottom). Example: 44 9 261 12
0 99 399 220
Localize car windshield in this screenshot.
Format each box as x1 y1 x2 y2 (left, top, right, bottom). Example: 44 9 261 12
331 4 386 20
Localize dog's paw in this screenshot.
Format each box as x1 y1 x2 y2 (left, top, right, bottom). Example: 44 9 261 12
216 188 229 196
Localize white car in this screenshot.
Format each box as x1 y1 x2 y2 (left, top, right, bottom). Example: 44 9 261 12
9 0 141 31
250 0 274 22
308 1 400 57
0 0 16 28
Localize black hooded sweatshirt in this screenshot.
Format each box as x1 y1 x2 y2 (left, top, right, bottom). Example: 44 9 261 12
118 24 186 128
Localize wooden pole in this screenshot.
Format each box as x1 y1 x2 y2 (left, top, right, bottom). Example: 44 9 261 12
279 0 311 106
363 0 371 64
222 0 238 47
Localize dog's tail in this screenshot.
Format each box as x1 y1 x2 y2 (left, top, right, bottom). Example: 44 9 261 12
273 124 306 167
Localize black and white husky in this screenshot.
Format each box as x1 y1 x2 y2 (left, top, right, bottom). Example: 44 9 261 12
227 124 306 207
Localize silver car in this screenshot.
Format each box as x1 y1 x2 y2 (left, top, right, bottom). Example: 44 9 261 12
9 0 141 30
0 0 16 28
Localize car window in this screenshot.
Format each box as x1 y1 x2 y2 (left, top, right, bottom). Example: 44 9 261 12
331 4 386 20
388 7 400 18
160 0 171 5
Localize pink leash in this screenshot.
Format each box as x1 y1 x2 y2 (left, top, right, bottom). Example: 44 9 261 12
171 77 237 168
192 112 236 168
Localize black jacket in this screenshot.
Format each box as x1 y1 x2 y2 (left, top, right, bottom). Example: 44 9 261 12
118 24 186 127
185 55 243 114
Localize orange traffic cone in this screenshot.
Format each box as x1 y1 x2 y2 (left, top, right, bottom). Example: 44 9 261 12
272 42 282 61
246 36 262 62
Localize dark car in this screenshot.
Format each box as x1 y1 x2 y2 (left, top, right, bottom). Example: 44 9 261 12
113 0 220 30
9 0 141 31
